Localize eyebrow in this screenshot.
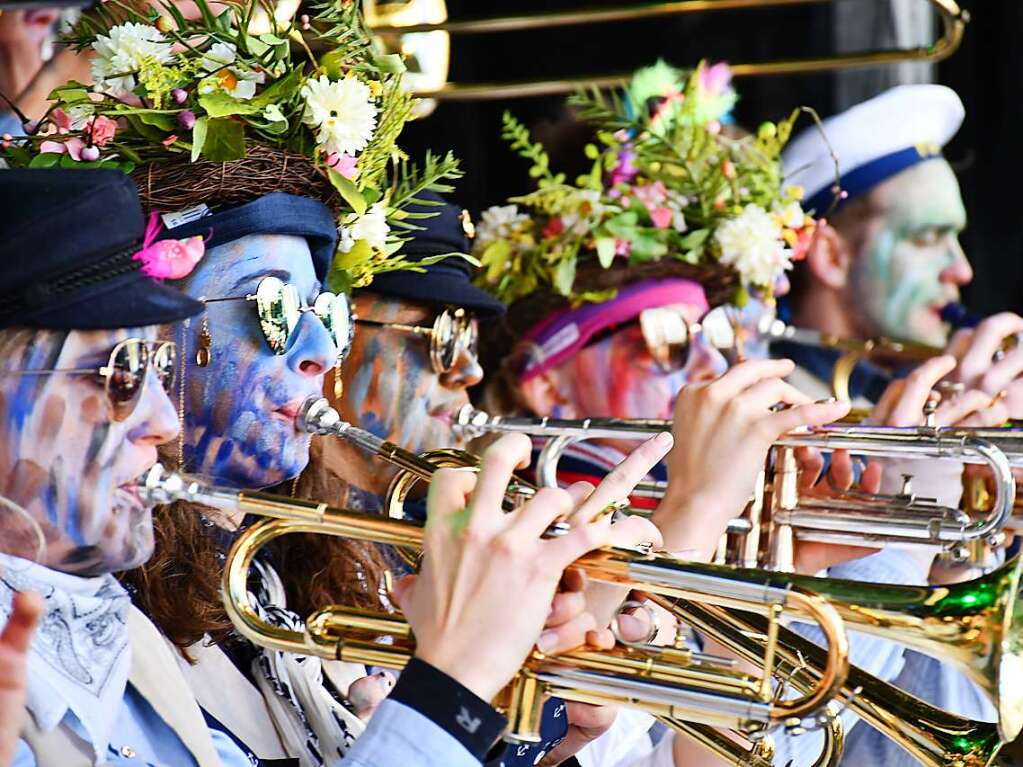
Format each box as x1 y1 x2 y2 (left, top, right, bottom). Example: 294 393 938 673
227 268 292 295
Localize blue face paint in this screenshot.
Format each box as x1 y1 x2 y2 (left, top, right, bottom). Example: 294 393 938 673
0 326 179 575
175 234 336 489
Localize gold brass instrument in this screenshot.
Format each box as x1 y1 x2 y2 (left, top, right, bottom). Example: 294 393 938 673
361 0 968 102
666 597 1007 767
138 463 851 749
453 409 1019 565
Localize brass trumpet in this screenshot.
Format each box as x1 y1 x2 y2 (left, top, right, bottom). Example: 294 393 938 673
138 464 850 749
453 408 1018 564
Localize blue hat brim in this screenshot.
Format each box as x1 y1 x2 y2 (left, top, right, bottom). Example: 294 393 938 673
158 192 338 282
21 269 204 330
367 263 505 318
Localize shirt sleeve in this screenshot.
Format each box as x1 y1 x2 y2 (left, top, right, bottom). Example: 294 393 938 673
338 659 507 767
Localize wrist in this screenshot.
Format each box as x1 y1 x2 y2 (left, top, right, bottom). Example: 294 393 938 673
652 492 722 559
414 649 504 702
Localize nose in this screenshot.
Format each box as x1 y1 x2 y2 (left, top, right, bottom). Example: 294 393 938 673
684 340 729 385
939 238 973 287
287 312 337 377
127 367 180 447
439 346 484 389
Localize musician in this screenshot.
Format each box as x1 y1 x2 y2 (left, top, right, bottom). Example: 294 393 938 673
779 84 971 402
294 191 505 516
119 186 667 767
0 167 247 766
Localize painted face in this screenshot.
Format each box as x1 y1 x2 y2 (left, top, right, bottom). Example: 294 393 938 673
0 326 179 575
337 294 483 470
544 301 728 452
846 159 971 346
176 234 336 489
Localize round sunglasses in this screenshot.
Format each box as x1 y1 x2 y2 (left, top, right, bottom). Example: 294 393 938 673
588 305 738 373
204 276 354 365
355 307 479 374
0 338 176 422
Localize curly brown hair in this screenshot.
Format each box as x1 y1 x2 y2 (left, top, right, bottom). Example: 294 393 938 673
120 443 392 654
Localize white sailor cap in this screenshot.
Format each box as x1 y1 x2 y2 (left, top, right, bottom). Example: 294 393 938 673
782 84 965 215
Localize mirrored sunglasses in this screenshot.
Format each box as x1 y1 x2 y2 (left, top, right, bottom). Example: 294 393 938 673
355 307 479 374
204 276 354 365
0 338 176 422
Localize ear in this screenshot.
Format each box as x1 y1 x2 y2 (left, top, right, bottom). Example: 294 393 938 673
805 221 852 290
519 370 575 418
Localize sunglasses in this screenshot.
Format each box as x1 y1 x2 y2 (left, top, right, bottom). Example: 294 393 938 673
0 338 176 422
585 305 738 373
204 276 354 365
355 307 479 374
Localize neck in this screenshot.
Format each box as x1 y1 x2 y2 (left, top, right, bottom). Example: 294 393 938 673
791 287 861 340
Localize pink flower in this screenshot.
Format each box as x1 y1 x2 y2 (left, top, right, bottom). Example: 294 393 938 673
86 115 118 146
633 180 667 210
39 140 66 155
172 88 188 105
162 134 179 147
133 213 206 279
698 62 733 97
614 239 631 257
40 137 86 160
649 207 673 229
178 111 196 130
80 145 100 162
51 109 73 132
327 152 358 179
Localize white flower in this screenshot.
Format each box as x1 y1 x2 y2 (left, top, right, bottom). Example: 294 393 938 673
475 204 530 247
198 42 264 100
343 203 389 252
91 22 174 97
301 75 377 156
774 200 806 229
714 203 792 286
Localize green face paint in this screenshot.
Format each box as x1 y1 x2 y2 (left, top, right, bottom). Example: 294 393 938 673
847 159 969 346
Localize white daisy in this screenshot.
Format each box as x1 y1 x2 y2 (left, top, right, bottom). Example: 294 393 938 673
91 22 174 97
300 75 377 156
475 204 531 248
346 203 389 251
198 41 264 100
714 203 792 286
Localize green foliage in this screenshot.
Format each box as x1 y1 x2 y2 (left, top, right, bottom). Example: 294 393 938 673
501 112 565 187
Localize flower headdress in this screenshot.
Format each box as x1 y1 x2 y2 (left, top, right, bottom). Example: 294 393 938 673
1 0 465 292
474 60 815 306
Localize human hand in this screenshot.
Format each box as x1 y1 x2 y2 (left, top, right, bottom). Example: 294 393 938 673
348 671 396 721
870 356 1008 427
0 591 43 767
655 359 850 556
393 433 652 701
945 313 1023 419
790 448 883 574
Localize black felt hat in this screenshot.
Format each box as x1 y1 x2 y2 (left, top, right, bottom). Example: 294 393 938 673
0 169 204 330
363 191 505 318
157 192 338 282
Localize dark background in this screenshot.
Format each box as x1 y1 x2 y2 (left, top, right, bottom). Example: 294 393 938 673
400 0 1022 318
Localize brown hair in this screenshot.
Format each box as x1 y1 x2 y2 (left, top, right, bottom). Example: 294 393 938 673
120 445 392 654
478 259 737 414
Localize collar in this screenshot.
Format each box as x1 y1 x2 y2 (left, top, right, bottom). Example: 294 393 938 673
770 339 892 403
0 554 131 761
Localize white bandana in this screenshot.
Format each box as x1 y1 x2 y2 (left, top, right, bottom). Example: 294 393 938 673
0 554 131 759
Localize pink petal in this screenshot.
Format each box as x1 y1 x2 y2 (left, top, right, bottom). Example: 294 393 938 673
39 140 66 155
65 138 86 161
650 207 673 229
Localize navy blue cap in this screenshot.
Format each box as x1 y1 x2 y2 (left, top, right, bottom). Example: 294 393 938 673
157 192 338 282
363 191 505 318
0 169 204 330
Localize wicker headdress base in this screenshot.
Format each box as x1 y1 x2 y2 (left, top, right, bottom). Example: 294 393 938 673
132 145 341 213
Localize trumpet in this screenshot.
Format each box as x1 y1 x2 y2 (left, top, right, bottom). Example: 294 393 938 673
453 408 1018 565
138 463 850 751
